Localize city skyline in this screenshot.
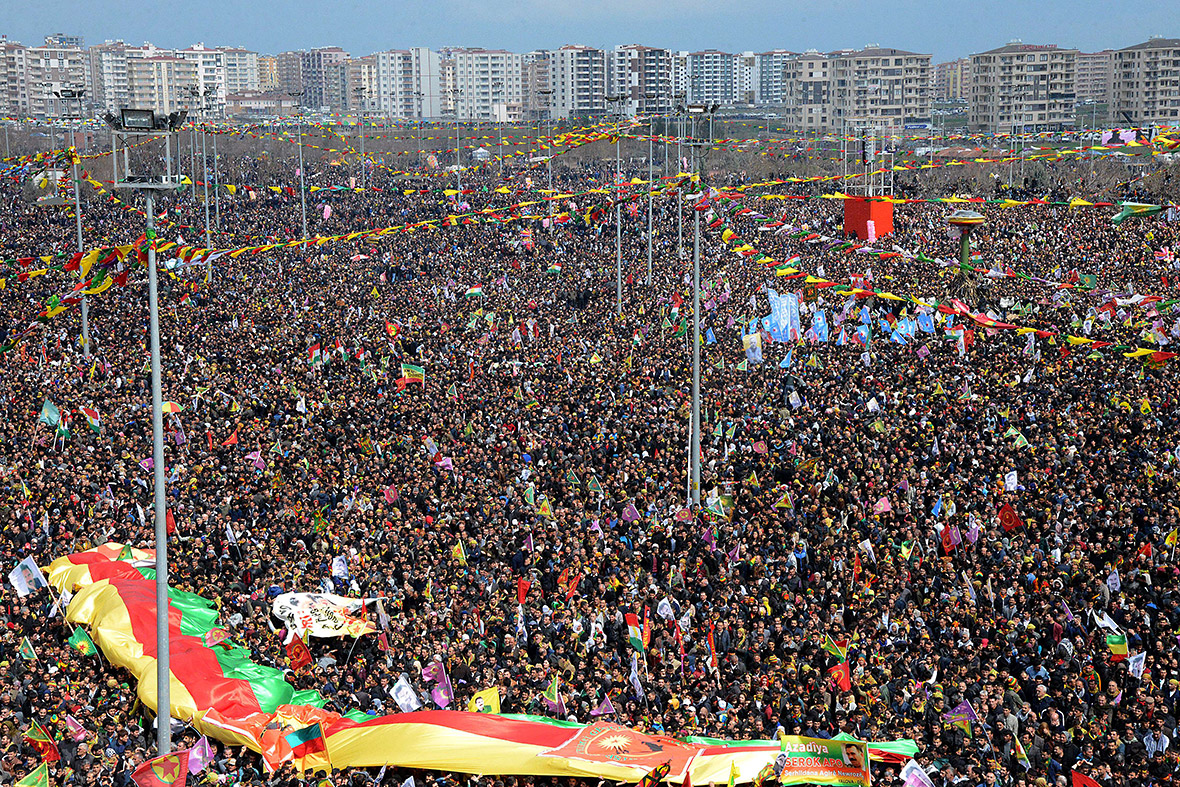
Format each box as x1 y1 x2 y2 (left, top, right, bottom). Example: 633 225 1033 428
3 0 1178 64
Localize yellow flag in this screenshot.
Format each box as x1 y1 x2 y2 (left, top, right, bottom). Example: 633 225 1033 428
370 286 380 298
467 687 500 714
1141 399 1152 414
452 541 467 565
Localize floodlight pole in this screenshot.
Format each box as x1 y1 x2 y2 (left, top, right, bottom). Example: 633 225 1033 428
57 87 90 356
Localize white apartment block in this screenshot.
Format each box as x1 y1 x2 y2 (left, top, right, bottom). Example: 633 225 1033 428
127 56 198 115
969 42 1077 132
374 48 441 119
680 50 738 105
88 41 178 114
177 44 227 116
608 44 672 116
442 48 523 121
1112 37 1180 126
783 51 832 133
827 46 932 133
220 48 260 95
548 45 605 119
25 37 89 118
752 50 796 105
0 39 31 116
521 50 552 120
1076 50 1113 104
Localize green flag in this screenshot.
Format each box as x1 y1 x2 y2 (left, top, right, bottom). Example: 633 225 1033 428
18 637 37 661
16 763 48 787
38 400 60 427
68 628 98 657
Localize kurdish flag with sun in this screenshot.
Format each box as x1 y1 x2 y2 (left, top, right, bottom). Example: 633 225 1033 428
465 285 484 298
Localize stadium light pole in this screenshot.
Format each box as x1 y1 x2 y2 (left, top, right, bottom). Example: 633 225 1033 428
686 118 713 507
290 91 308 240
644 93 656 286
539 89 554 220
492 79 504 178
606 94 626 315
106 107 186 756
354 86 367 190
55 87 91 356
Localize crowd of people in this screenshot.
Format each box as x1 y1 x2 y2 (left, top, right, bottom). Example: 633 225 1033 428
0 127 1179 787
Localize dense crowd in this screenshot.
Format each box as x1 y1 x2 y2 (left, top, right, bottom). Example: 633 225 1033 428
0 131 1179 787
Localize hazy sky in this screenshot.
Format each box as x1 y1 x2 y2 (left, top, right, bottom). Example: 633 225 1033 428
2 0 1175 63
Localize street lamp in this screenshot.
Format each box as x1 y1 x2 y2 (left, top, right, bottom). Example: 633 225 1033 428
290 91 308 240
104 108 187 758
412 91 424 169
643 92 657 286
673 93 686 260
605 94 627 315
538 88 555 219
54 86 90 356
448 88 463 191
687 137 711 507
354 86 367 190
492 79 505 178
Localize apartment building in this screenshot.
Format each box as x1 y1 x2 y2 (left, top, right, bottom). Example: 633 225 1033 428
226 90 297 117
325 56 377 113
521 50 552 119
783 51 832 133
933 58 970 100
126 56 198 115
442 48 523 121
26 37 89 117
752 50 797 105
0 38 31 116
257 54 278 91
548 45 605 119
969 42 1077 132
177 44 226 116
276 47 349 109
608 44 672 116
828 46 932 132
1076 50 1114 104
221 48 260 95
680 50 738 105
1112 37 1180 126
373 48 441 119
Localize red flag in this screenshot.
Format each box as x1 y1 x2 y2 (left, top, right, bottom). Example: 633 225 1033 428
517 577 531 605
941 525 957 553
206 430 213 452
221 429 238 446
998 502 1024 532
286 633 312 671
165 509 177 536
1071 772 1102 787
132 750 190 787
828 661 852 692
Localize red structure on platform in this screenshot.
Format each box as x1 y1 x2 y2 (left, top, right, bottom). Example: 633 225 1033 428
843 197 894 241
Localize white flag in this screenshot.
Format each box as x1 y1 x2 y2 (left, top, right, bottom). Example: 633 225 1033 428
1004 470 1018 491
656 597 675 621
1128 652 1146 679
399 776 413 787
391 673 423 713
629 653 644 699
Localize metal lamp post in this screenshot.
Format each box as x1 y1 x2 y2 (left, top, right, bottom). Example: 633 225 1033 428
687 135 712 507
105 108 186 757
291 91 308 239
538 89 554 220
354 86 367 190
492 79 504 178
605 94 626 315
644 93 656 286
55 86 91 356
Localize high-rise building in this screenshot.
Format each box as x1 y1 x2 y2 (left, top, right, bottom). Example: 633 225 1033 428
751 50 797 105
126 56 198 114
444 48 523 121
220 48 260 95
608 44 672 116
1076 50 1113 104
969 41 1077 132
548 45 605 119
783 51 832 132
26 36 89 117
257 54 278 92
933 58 970 101
1112 37 1180 126
177 43 227 116
681 50 738 105
827 46 932 132
45 33 84 49
276 47 349 109
0 38 31 116
88 41 177 114
325 55 377 113
521 50 552 120
373 48 441 118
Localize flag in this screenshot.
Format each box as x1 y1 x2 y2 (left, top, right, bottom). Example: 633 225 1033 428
285 632 312 671
1072 772 1103 787
38 400 60 427
635 761 671 787
65 715 86 742
547 262 562 274
629 653 645 698
828 661 852 691
399 364 425 385
1013 737 1031 770
822 635 848 661
467 687 500 714
537 496 553 518
391 674 422 712
625 612 644 651
15 764 48 787
590 695 616 717
384 320 400 339
421 661 454 708
79 406 101 433
465 285 484 298
997 502 1023 532
308 344 323 365
23 721 59 762
283 723 326 758
18 637 37 660
1106 633 1128 661
188 736 214 775
541 676 565 715
451 541 467 565
221 429 238 446
68 627 98 656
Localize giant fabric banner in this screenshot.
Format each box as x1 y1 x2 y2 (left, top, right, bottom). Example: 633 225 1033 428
271 593 376 638
777 737 869 787
47 545 915 778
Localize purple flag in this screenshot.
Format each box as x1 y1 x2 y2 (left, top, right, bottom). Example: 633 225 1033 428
524 532 534 552
590 695 616 717
727 542 740 563
622 501 640 522
421 661 454 708
188 735 214 775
